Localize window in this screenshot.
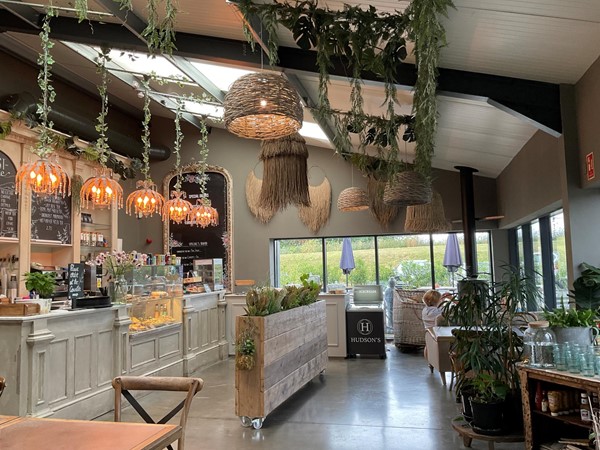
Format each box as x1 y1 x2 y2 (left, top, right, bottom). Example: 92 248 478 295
378 235 432 289
531 220 544 300
551 211 568 307
275 239 323 287
325 237 376 288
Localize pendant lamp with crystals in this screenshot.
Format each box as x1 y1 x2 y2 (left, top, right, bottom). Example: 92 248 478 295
126 79 165 217
163 101 192 223
80 49 123 210
223 72 303 140
16 10 70 198
189 122 218 228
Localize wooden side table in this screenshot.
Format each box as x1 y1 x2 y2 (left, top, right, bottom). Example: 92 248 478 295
451 419 524 450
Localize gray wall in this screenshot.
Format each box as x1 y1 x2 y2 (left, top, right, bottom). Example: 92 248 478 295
118 119 499 285
576 53 600 189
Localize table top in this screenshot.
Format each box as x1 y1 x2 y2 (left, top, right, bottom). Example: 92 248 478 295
430 326 459 341
0 416 181 450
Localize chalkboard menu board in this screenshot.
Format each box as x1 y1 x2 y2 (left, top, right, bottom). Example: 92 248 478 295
67 263 84 301
0 150 18 238
31 192 72 243
168 171 228 274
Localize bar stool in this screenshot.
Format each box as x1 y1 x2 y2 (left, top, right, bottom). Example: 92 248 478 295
112 376 203 450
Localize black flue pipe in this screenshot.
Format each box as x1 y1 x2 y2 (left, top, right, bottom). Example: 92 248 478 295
456 166 478 278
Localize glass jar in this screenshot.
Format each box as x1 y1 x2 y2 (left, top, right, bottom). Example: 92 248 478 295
527 320 556 368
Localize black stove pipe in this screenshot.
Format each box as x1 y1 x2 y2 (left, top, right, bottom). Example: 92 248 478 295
456 166 478 278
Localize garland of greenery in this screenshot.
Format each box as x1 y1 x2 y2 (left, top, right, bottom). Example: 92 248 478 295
173 100 184 191
195 121 210 195
94 48 110 166
139 77 153 181
237 0 453 179
35 8 57 159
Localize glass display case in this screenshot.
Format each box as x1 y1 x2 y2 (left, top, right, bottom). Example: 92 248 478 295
127 265 184 334
192 258 224 290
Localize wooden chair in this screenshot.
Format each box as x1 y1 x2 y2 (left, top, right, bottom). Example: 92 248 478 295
112 376 203 450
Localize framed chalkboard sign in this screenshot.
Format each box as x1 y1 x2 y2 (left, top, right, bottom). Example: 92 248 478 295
31 191 72 243
163 164 233 291
0 150 18 238
67 263 84 301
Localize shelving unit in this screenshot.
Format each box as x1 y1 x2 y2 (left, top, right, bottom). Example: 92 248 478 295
518 365 598 449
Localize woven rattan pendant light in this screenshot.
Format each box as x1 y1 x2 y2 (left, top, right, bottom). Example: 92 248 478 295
404 190 450 232
258 132 310 211
337 164 369 212
383 170 432 206
224 72 303 140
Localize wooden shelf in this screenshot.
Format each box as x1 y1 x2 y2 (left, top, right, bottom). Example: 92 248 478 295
532 410 592 429
31 241 72 248
81 222 110 230
80 245 109 251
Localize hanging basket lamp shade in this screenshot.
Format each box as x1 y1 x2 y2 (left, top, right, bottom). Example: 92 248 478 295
259 132 310 211
15 157 70 197
163 190 192 224
126 179 165 217
404 190 450 233
383 170 432 207
190 197 219 228
337 187 369 212
80 167 123 209
223 72 303 140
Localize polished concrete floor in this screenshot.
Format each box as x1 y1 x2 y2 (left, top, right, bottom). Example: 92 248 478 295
99 344 525 449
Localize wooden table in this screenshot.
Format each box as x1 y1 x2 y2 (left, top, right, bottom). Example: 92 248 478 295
0 416 181 450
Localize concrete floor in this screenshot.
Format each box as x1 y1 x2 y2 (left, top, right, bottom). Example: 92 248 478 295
99 344 525 449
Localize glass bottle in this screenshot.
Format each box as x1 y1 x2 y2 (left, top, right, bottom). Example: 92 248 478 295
527 321 556 368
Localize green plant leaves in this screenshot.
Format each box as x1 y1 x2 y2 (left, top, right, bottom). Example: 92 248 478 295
292 16 316 50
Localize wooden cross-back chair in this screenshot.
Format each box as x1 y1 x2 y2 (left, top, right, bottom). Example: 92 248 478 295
112 376 203 450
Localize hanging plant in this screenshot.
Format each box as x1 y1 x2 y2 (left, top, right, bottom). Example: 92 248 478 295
126 78 165 217
237 0 453 179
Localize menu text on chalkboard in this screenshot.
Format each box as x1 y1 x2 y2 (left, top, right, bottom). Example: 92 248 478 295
67 263 84 301
0 150 18 238
31 192 72 243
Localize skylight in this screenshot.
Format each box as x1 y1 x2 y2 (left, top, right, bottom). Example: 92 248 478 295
299 121 329 141
184 101 224 119
105 48 191 82
190 61 254 91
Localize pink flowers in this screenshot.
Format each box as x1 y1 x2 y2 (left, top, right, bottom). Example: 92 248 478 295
86 250 147 277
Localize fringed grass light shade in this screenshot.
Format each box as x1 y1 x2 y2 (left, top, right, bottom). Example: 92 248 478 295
190 198 219 228
298 177 331 233
126 179 165 217
337 187 369 212
163 190 192 224
404 190 450 233
224 73 303 140
367 177 399 230
245 171 275 224
383 170 432 206
259 132 310 211
15 158 70 197
80 168 123 209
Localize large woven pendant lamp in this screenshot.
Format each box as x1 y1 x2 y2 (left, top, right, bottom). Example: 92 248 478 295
223 72 303 140
258 132 310 211
404 190 450 232
383 170 432 206
337 164 369 212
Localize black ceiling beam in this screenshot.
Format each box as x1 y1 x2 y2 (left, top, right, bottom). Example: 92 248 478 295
0 14 562 135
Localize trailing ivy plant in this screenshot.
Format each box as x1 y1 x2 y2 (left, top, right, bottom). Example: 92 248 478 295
237 0 453 179
94 47 111 166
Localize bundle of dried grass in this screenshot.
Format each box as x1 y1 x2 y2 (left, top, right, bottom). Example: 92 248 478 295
404 190 450 232
245 171 275 224
367 177 400 230
259 133 310 211
298 177 331 234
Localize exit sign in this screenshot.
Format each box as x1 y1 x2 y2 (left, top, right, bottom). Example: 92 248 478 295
586 152 595 180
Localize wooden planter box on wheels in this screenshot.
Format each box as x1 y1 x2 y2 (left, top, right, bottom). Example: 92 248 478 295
235 300 328 429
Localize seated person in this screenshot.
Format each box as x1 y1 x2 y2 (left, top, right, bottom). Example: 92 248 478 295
422 289 452 329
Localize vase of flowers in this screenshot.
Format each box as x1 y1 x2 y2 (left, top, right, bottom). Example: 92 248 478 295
87 250 146 304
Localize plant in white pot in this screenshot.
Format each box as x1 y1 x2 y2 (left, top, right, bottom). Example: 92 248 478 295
544 262 600 345
24 271 55 313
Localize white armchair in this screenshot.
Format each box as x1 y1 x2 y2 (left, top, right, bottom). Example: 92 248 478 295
425 326 456 389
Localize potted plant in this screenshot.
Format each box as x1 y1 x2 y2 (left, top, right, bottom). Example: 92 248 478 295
544 262 600 345
24 271 55 299
469 373 510 436
443 265 540 434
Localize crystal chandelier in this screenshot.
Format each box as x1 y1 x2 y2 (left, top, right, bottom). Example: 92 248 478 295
81 49 123 210
81 167 124 209
189 197 219 228
126 79 165 217
163 190 192 224
16 12 70 198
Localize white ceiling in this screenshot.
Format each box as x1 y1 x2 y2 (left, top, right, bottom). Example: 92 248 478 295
0 0 599 178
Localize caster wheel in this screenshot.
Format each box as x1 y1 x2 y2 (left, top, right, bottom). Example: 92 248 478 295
252 418 264 430
240 416 252 427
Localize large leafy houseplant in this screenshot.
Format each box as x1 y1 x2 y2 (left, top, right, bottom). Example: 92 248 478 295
24 271 56 298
